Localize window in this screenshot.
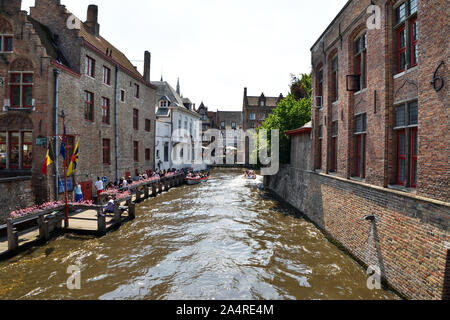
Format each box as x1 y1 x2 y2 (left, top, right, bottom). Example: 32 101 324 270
394 101 418 187
260 100 265 107
394 0 418 73
260 113 266 121
0 132 6 169
316 68 323 105
160 100 168 108
133 141 139 162
316 125 323 170
101 97 110 124
133 109 139 130
10 73 33 108
331 56 339 102
231 122 236 130
9 132 19 169
0 35 13 53
411 17 418 67
178 119 182 129
85 56 95 77
330 121 338 173
221 121 225 129
250 122 255 129
84 91 94 121
354 114 367 178
354 33 367 91
249 113 256 120
103 139 111 164
120 90 125 102
145 119 151 132
134 84 140 98
102 66 111 85
21 132 32 169
156 149 160 159
145 148 151 161
396 26 407 73
164 142 169 162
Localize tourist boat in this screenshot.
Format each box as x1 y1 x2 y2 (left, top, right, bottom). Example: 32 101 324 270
185 176 209 185
245 175 257 180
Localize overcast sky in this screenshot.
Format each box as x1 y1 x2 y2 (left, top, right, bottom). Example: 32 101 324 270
22 0 347 111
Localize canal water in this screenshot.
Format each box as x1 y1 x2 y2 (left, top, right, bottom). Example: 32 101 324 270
0 169 398 300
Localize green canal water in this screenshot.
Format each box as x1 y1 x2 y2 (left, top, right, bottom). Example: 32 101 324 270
0 168 399 300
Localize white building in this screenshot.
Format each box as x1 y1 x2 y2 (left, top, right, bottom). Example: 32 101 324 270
155 120 172 171
152 79 204 171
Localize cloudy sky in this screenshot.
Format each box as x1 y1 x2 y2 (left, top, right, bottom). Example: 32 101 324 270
22 0 347 111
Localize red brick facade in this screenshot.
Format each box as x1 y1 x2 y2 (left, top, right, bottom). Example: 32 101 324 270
267 0 449 300
311 0 449 202
0 0 157 217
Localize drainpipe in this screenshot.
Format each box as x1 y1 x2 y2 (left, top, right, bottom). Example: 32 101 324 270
114 65 119 182
53 69 60 200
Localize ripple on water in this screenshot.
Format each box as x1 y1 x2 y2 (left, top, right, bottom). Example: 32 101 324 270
0 169 399 300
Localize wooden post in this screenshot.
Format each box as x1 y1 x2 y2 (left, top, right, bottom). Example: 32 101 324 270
7 219 18 252
114 201 121 225
38 215 45 240
151 182 157 196
144 185 149 199
97 208 106 234
127 199 136 220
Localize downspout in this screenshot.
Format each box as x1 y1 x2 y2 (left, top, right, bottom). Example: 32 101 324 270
53 68 60 200
114 65 119 182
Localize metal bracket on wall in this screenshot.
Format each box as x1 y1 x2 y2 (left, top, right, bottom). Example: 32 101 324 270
431 61 445 92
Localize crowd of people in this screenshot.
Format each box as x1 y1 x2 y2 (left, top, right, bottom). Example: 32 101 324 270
186 170 209 179
72 169 182 204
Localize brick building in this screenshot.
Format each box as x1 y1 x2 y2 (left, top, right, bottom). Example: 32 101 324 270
216 111 243 164
266 0 449 300
242 88 283 130
310 0 448 201
0 0 157 222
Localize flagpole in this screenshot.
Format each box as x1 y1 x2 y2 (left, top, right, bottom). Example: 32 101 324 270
61 111 69 228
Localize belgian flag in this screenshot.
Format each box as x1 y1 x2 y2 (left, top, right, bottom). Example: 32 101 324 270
41 142 55 175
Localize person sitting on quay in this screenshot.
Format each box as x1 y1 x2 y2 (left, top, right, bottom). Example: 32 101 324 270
104 196 115 214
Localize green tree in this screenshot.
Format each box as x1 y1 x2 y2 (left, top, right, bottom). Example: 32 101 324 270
257 73 312 165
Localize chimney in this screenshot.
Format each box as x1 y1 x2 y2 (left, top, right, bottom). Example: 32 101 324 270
144 51 151 82
1 0 22 15
244 87 247 97
85 5 100 37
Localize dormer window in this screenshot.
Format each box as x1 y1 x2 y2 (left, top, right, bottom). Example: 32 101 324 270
160 100 168 108
0 35 13 53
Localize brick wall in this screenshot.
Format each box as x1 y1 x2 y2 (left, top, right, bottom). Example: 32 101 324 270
0 177 34 224
265 165 450 300
310 0 449 203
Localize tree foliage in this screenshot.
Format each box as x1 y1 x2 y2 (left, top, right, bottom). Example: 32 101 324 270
258 73 312 165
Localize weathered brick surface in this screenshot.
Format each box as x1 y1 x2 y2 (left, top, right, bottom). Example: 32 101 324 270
310 0 449 202
0 177 34 224
266 165 450 300
29 0 157 198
